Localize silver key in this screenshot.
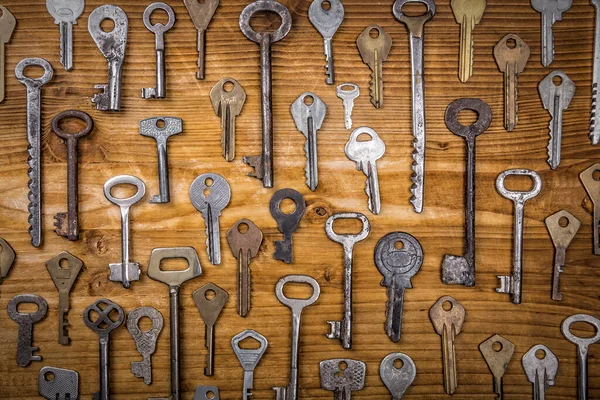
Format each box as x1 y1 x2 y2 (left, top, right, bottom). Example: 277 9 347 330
232 329 268 400
562 314 600 400
336 83 359 130
14 58 53 248
479 334 515 399
380 353 416 400
88 5 127 111
39 366 79 400
0 6 16 102
538 70 575 169
496 169 542 304
104 175 145 288
140 117 182 203
545 210 580 301
531 0 571 67
127 306 163 385
46 0 83 71
142 2 175 99
194 386 220 400
345 127 386 215
522 344 558 400
320 359 366 400
7 294 48 367
580 163 600 255
590 0 600 144
210 77 246 162
190 173 231 265
193 283 228 376
308 0 344 85
291 92 327 191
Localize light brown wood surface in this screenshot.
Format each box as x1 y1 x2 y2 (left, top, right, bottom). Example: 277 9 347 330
0 0 599 398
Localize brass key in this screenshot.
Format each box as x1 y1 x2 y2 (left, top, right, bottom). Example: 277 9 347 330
193 283 228 376
210 78 246 161
451 0 485 83
357 24 392 109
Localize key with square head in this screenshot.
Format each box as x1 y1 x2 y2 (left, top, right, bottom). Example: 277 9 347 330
39 366 79 400
190 173 231 265
210 78 246 162
580 163 600 255
227 218 263 317
240 0 292 188
232 329 268 400
142 2 175 99
184 0 219 80
104 175 145 288
15 58 53 248
442 99 492 287
193 283 228 376
0 6 15 103
309 0 344 85
7 294 48 367
522 344 558 400
0 237 16 286
590 0 600 144
291 92 327 191
325 212 370 349
380 352 416 399
531 0 571 67
194 386 220 400
356 24 391 109
479 334 515 400
337 83 359 130
127 306 163 385
46 0 83 71
270 188 306 263
451 0 485 83
88 5 127 111
320 359 366 399
562 314 600 400
545 210 580 301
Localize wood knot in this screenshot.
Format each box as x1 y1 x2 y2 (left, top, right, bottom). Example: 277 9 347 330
88 272 109 296
306 201 331 224
84 230 110 255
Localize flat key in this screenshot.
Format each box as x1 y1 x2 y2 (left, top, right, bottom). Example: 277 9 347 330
451 0 485 82
232 329 268 400
545 210 580 301
46 251 83 345
140 117 182 204
104 175 145 288
184 0 219 80
429 296 466 395
291 92 327 191
380 353 416 399
7 294 48 367
194 386 220 400
270 188 306 263
52 110 94 241
88 5 127 111
0 6 16 102
39 366 79 400
522 344 558 400
479 334 515 400
127 306 163 385
142 2 175 99
46 0 83 71
590 0 600 144
240 1 292 188
442 99 492 286
320 359 366 400
15 58 53 248
336 83 359 130
227 218 263 317
309 0 344 85
190 173 231 265
193 283 228 376
562 314 600 400
580 163 600 255
0 237 16 285
531 0 571 67
325 212 370 349
210 78 246 162
356 24 391 109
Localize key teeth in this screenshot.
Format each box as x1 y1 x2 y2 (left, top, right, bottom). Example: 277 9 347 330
369 70 380 108
243 156 264 180
92 85 110 111
53 213 68 237
590 84 600 145
547 117 558 169
304 142 317 191
410 144 424 213
326 320 341 339
496 275 512 294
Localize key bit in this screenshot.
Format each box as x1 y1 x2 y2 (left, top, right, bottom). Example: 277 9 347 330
269 188 306 263
193 283 228 376
7 294 48 367
545 210 580 301
232 329 268 400
522 344 558 399
0 6 16 103
380 353 416 399
320 359 366 399
356 24 392 109
194 386 220 400
127 307 163 385
210 78 246 162
0 238 16 285
184 0 219 80
479 334 515 399
39 366 79 400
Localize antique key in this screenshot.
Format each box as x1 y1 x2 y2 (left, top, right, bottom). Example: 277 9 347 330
308 0 344 84
0 6 15 102
184 0 219 80
580 163 600 255
479 334 515 399
210 78 246 161
380 352 416 399
39 366 79 400
562 314 600 400
0 237 16 286
127 306 163 385
232 329 268 400
7 294 48 367
356 24 391 109
320 359 366 399
522 344 558 399
142 2 175 99
46 0 83 71
451 0 485 83
193 283 228 376
545 210 580 300
270 188 306 263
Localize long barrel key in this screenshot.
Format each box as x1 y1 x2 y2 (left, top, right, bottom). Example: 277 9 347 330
142 2 175 99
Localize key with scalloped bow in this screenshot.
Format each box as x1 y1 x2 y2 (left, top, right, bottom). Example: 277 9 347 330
545 210 580 301
270 189 306 263
193 283 228 376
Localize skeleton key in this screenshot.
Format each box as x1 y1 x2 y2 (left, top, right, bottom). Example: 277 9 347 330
240 0 292 188
308 0 344 85
580 163 600 255
39 366 79 400
88 5 127 111
320 359 366 400
545 210 580 301
337 83 359 130
210 78 246 162
531 0 571 67
232 329 268 400
184 0 219 80
0 237 16 285
46 251 83 345
46 0 83 71
429 296 466 395
591 0 600 144
142 2 175 99
15 58 53 248
325 213 370 349
380 353 416 399
562 314 600 400
522 344 558 400
52 110 94 241
479 334 515 400
7 294 48 367
451 0 485 83
356 24 391 109
270 188 306 263
0 6 15 102
127 306 163 385
194 386 220 400
193 283 228 376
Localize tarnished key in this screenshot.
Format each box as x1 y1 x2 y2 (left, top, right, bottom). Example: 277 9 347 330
274 275 320 400
442 99 492 286
356 24 391 109
531 0 571 67
325 212 370 349
190 173 231 265
7 294 48 367
210 78 246 162
291 92 327 191
104 175 145 288
539 70 575 169
194 386 220 400
309 0 344 85
127 306 163 385
227 218 263 317
545 210 580 301
0 237 16 286
345 127 386 215
479 334 515 400
193 283 228 376
52 110 94 241
88 5 127 111
46 0 83 71
522 344 558 400
46 251 83 345
270 188 306 263
184 0 219 80
590 0 600 145
39 366 79 400
562 314 600 400
0 6 15 102
580 163 600 255
240 0 292 188
142 2 175 99
380 353 416 400
82 298 124 400
336 83 359 130
15 58 53 248
451 0 485 82
496 169 542 304
232 329 268 400
140 116 182 204
320 359 366 399
429 296 466 395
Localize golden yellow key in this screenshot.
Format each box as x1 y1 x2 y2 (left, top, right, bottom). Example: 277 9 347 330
451 0 486 83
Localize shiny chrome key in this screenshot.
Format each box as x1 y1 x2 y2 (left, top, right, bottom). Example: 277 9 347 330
46 0 84 71
337 83 359 130
308 0 344 84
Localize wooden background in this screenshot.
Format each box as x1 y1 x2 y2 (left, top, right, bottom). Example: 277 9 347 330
0 0 599 398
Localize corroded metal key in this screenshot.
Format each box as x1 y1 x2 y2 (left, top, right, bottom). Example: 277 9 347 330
7 294 48 367
270 189 306 263
232 329 268 400
127 306 163 385
142 2 175 99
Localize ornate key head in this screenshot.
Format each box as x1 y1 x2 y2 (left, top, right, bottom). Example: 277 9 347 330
308 0 344 39
127 307 163 355
291 92 327 136
210 78 246 116
356 25 392 64
193 283 228 327
562 314 600 351
239 0 292 44
375 232 423 287
493 34 530 74
445 98 492 141
15 58 54 88
496 169 542 204
0 238 15 281
184 0 219 31
143 2 175 36
0 6 16 43
429 296 465 335
345 127 386 168
147 247 202 288
104 175 146 208
38 366 79 400
479 334 515 379
538 70 576 111
231 329 268 370
522 344 558 386
380 353 416 398
82 298 124 337
46 0 84 23
227 219 263 259
393 0 436 34
190 173 231 214
325 212 370 249
88 5 128 59
545 210 580 249
269 188 306 235
7 294 48 325
275 275 320 313
451 0 485 24
140 117 183 142
320 359 366 395
45 251 83 293
580 163 600 203
52 110 94 142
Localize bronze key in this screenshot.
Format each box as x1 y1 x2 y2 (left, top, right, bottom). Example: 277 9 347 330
193 283 228 376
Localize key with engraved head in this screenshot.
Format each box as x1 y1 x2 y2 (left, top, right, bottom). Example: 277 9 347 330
270 188 306 263
88 5 127 111
309 0 344 85
127 306 163 385
380 352 416 399
0 6 15 102
545 210 580 301
580 163 600 255
590 0 600 144
522 344 558 400
142 2 175 99
46 0 83 71
7 294 48 367
193 283 228 376
320 359 366 400
210 78 246 162
184 0 219 80
15 58 53 248
194 386 220 400
562 314 600 400
227 218 263 317
240 0 292 188
479 334 515 399
0 237 16 285
451 0 485 83
190 173 231 265
356 24 391 109
531 0 571 67
291 92 327 191
337 83 359 130
39 366 79 400
232 329 268 400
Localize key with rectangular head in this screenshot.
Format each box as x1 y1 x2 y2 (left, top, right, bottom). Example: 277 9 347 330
210 78 246 162
291 92 327 191
531 0 571 67
0 238 16 286
88 5 127 111
270 189 306 263
39 366 79 400
46 0 83 71
194 386 220 400
479 334 515 400
309 0 344 85
545 210 580 301
337 83 359 130
0 6 15 103
562 314 600 400
380 353 416 399
451 0 485 82
193 283 228 376
142 2 175 99
232 329 268 400
7 294 48 367
522 344 558 400
127 306 163 385
184 0 219 80
356 24 391 109
15 58 53 248
320 359 366 399
590 0 600 144
580 163 600 255
325 213 370 349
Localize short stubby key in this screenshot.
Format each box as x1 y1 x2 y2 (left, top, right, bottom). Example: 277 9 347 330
39 366 79 400
7 294 48 367
590 0 600 145
337 83 359 130
545 210 580 301
0 237 16 285
46 0 84 71
232 329 268 400
193 283 228 376
380 352 416 399
522 344 558 400
562 314 600 400
0 6 16 102
194 386 220 400
142 2 175 99
531 0 572 67
479 334 515 400
210 78 246 162
320 359 366 399
580 163 600 255
184 0 219 80
451 0 485 83
356 24 391 109
270 188 306 263
308 0 344 85
127 306 163 385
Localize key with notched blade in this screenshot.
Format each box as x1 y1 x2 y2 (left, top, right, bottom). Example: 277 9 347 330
270 188 306 263
451 0 485 83
46 0 84 71
356 24 392 109
320 359 366 400
210 78 246 162
39 366 79 400
531 0 571 67
0 6 16 102
184 0 219 80
7 294 48 367
308 0 344 85
479 334 515 400
127 306 163 385
380 352 416 399
580 163 600 255
522 344 558 400
545 210 580 301
193 283 228 376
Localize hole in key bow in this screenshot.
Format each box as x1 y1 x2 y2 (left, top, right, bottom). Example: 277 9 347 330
155 119 166 128
356 133 373 142
44 371 55 382
100 18 115 32
205 289 216 301
400 2 428 17
280 198 297 215
59 258 69 269
150 8 169 25
282 282 313 300
506 38 517 49
492 342 503 352
250 11 283 34
394 241 404 250
503 175 536 192
203 178 214 198
442 301 453 311
23 65 45 80
369 28 380 39
393 358 404 369
159 258 190 271
332 218 363 235
206 391 215 399
138 316 153 331
341 85 356 92
17 302 39 313
56 116 88 135
558 217 569 228
303 95 314 106
335 361 348 377
238 336 262 349
592 170 600 181
223 81 235 92
552 75 563 86
569 321 599 339
110 183 138 199
535 349 546 359
237 222 249 234
321 0 332 10
457 109 479 126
